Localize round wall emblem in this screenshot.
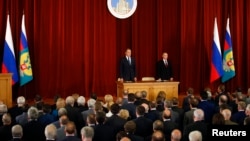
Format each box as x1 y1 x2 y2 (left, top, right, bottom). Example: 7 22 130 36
107 0 137 19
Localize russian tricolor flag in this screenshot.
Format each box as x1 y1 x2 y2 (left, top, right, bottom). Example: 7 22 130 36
210 17 223 83
1 15 19 85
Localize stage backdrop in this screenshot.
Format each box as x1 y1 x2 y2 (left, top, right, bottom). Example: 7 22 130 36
0 0 250 100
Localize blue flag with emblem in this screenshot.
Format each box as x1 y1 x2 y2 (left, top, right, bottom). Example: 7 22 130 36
222 18 235 82
19 14 33 86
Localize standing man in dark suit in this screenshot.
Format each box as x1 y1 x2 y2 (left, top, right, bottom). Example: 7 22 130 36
120 48 137 82
156 52 173 81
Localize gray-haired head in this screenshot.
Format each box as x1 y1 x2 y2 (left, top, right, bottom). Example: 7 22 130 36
81 126 94 139
12 124 23 138
27 106 39 120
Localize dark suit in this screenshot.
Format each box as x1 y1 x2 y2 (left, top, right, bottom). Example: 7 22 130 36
93 123 116 141
22 120 46 141
120 56 136 81
0 124 12 141
59 136 81 141
133 116 153 138
197 100 215 123
163 120 179 141
156 60 172 80
121 103 136 119
183 121 208 141
105 114 127 134
127 133 144 141
9 138 23 141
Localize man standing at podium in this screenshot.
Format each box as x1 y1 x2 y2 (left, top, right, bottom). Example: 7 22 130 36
120 48 137 82
156 52 173 81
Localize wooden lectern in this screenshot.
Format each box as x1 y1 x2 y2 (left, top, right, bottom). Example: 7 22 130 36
0 73 12 108
116 81 180 101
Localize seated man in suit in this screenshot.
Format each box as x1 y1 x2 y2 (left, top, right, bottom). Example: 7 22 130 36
119 48 137 82
156 52 173 81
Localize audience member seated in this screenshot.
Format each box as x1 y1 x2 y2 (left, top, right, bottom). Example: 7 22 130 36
92 111 115 141
182 109 207 141
151 130 165 141
118 109 130 121
121 93 136 120
10 124 23 141
0 113 12 141
211 113 225 125
59 121 81 141
162 109 179 141
8 96 29 125
182 87 194 112
77 96 88 112
23 106 45 141
221 109 238 125
52 107 68 128
82 99 96 122
106 104 127 135
51 98 66 120
171 129 182 141
81 126 94 141
133 105 153 138
124 120 144 141
0 104 8 126
188 130 202 141
45 124 57 141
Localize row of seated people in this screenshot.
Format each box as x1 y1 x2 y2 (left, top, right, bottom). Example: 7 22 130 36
0 85 250 141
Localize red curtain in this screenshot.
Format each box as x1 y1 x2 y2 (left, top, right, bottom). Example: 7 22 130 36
0 0 250 99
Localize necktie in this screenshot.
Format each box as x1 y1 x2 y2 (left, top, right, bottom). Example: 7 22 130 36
128 57 131 65
165 60 168 67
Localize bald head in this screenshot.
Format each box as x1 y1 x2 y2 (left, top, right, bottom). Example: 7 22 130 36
120 137 131 141
221 109 231 120
171 129 182 141
152 130 165 141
